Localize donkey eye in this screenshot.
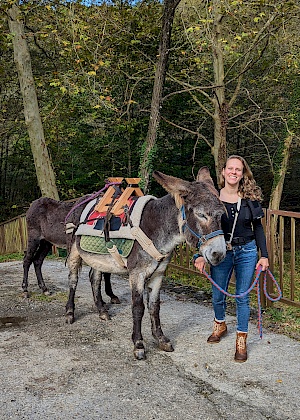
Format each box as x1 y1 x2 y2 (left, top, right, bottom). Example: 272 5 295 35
197 212 208 220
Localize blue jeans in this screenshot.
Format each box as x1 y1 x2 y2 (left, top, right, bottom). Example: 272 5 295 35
210 240 257 333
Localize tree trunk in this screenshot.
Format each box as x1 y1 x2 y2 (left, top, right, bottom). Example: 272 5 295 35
211 0 228 184
139 0 181 193
7 3 59 200
269 135 293 210
268 134 293 265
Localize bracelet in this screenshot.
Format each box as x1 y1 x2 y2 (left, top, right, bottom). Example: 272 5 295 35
193 253 202 262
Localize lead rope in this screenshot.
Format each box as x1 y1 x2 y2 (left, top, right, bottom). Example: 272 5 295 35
64 181 122 225
202 267 282 338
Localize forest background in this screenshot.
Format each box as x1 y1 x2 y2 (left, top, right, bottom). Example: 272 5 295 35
0 0 300 223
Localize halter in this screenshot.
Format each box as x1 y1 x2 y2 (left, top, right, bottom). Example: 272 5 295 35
180 205 224 249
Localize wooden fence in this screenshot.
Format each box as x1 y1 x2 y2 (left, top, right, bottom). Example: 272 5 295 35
167 209 300 309
266 209 300 308
0 209 299 309
0 214 27 255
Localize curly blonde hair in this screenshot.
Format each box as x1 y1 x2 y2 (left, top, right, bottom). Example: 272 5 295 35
219 155 263 201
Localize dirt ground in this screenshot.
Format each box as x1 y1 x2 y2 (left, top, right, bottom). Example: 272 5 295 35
0 259 299 420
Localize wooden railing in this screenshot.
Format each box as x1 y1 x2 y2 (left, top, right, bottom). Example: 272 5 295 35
0 214 27 255
0 209 299 309
266 209 300 308
168 209 300 309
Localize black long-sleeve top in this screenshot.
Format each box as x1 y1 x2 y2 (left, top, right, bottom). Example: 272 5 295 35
222 199 268 258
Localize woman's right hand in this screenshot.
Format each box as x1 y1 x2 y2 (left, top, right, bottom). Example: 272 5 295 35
194 256 206 273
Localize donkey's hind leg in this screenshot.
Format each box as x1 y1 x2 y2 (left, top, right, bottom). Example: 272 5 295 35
22 238 41 297
103 272 120 304
130 272 146 360
89 269 110 321
33 239 52 295
146 273 174 353
65 245 82 324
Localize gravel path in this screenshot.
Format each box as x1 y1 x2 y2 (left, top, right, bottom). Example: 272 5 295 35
0 260 299 419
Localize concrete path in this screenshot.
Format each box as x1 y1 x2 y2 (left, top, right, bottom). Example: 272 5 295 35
0 260 299 419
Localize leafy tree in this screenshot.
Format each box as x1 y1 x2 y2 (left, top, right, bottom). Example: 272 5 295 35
7 2 59 199
166 0 296 183
0 0 300 224
139 0 181 192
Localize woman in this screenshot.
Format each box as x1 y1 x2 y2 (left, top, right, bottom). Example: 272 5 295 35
194 155 269 362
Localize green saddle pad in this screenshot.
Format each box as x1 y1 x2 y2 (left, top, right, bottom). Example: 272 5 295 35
80 235 134 257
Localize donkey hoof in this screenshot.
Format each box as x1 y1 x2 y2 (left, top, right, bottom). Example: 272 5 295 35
99 311 111 321
111 296 121 304
134 348 146 360
23 291 30 299
134 341 146 360
159 341 174 352
65 313 75 324
43 290 51 296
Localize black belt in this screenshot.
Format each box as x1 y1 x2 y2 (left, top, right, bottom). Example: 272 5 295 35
230 236 255 246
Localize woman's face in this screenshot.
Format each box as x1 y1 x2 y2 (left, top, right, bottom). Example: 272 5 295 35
222 158 244 187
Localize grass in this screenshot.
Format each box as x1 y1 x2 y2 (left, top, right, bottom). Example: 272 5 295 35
29 291 69 303
0 252 65 264
0 253 24 263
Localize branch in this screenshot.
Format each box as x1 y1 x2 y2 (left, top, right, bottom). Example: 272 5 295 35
162 84 218 106
243 125 273 171
226 11 281 108
24 24 57 70
164 76 215 117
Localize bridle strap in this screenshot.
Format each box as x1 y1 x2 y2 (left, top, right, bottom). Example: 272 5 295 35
180 205 224 248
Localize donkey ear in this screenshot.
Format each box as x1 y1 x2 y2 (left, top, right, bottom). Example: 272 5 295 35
152 171 190 208
152 171 190 194
196 166 214 186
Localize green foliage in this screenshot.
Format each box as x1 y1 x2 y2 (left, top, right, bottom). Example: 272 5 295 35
0 253 24 263
1 0 300 222
30 291 69 303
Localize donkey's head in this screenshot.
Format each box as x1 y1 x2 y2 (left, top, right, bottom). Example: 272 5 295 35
152 168 226 266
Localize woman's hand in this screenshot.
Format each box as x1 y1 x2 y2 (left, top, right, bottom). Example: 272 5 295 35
256 257 269 272
194 256 206 273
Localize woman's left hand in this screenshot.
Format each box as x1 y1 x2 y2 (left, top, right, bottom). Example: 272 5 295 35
256 257 269 272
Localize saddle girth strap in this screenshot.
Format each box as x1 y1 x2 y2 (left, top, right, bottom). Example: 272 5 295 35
130 226 167 261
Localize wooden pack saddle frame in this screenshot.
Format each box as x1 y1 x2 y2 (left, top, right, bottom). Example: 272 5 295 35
91 177 167 266
94 177 144 216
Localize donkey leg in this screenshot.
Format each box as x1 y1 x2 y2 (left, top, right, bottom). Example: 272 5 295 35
89 269 110 321
33 240 52 294
130 274 146 360
22 238 40 297
65 246 81 324
103 272 120 304
147 274 173 352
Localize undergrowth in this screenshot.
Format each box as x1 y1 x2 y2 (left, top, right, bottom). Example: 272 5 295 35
0 253 24 263
0 253 64 263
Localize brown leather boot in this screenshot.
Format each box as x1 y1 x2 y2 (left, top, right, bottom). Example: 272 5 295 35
234 332 248 362
207 319 227 343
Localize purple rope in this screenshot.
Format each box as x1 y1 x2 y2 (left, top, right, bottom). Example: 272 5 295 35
256 279 262 338
203 267 282 338
64 181 122 225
